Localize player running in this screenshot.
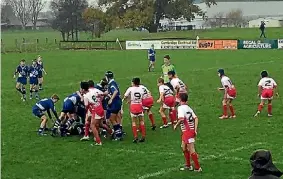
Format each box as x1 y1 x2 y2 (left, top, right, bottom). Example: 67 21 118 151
105 71 123 140
123 78 146 143
254 70 279 117
157 78 177 129
168 71 187 105
29 60 40 100
161 55 176 83
173 93 202 172
140 84 156 130
37 55 47 90
32 94 60 135
148 44 156 72
14 59 29 101
217 69 237 119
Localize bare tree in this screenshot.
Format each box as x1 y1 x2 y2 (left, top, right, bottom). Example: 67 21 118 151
31 0 46 30
8 0 32 29
226 9 244 27
214 12 224 28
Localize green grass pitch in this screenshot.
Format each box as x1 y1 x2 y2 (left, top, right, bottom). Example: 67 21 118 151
2 49 283 179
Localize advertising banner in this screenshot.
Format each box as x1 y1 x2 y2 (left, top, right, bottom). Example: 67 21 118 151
160 40 197 49
126 41 161 50
278 39 283 49
197 40 237 50
238 40 278 49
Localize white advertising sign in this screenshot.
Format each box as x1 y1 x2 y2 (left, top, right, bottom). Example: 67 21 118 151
126 41 161 50
278 39 283 49
160 40 197 49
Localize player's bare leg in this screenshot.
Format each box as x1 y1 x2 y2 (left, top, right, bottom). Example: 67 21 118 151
219 99 228 119
227 99 236 118
34 85 39 100
38 115 48 136
131 117 138 143
90 118 102 146
267 99 273 117
99 119 113 138
29 84 34 99
62 113 76 136
255 100 265 117
81 115 91 141
180 141 193 171
38 77 43 90
188 143 202 172
146 109 156 130
159 107 169 129
117 111 125 135
139 116 146 142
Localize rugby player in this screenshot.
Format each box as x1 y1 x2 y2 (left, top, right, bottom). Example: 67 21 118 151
254 70 279 117
37 55 47 90
123 78 146 143
168 71 187 105
161 55 176 83
140 84 156 130
217 69 237 119
148 44 156 72
29 59 40 100
157 78 176 129
32 94 60 135
14 59 29 101
174 93 202 172
105 71 123 140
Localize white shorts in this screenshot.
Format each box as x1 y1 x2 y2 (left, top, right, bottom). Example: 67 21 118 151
87 110 103 120
162 103 170 109
226 94 236 99
261 96 273 100
130 112 144 118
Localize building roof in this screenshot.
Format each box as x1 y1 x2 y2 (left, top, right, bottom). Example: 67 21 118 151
203 1 283 18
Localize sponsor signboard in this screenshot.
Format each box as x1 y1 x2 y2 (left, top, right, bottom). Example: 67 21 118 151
238 40 278 49
126 41 161 50
278 39 283 49
160 40 197 49
197 40 238 50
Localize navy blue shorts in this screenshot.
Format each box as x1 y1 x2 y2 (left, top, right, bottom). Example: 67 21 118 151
149 58 155 62
17 77 27 85
62 99 75 114
107 99 122 115
32 106 44 118
29 77 38 85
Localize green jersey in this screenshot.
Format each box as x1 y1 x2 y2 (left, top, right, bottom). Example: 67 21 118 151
162 64 176 83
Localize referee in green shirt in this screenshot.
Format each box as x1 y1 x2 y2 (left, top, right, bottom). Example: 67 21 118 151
161 55 176 83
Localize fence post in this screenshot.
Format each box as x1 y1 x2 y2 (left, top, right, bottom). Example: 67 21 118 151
105 41 108 50
45 38 48 44
89 41 91 50
36 39 39 44
54 39 57 44
15 39 18 49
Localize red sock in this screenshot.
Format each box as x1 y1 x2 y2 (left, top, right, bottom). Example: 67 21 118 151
191 152 200 169
223 105 227 116
268 104 272 114
140 124 146 137
132 125 138 138
148 113 155 126
84 122 90 136
258 104 264 111
183 151 191 167
162 117 168 125
92 128 101 143
171 109 177 122
169 112 174 124
229 105 235 116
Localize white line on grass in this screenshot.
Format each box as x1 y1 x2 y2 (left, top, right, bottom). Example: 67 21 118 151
114 148 178 156
137 142 265 179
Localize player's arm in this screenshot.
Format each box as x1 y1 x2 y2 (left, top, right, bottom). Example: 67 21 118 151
174 107 184 130
13 67 18 78
157 88 164 103
47 110 52 119
50 103 59 120
109 85 118 104
76 91 83 102
194 117 199 134
122 88 130 102
42 64 47 74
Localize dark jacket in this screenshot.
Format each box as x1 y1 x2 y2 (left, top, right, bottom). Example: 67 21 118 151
249 150 282 179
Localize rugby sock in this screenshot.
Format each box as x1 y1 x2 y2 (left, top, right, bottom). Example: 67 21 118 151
35 90 39 99
30 89 33 98
39 84 42 89
258 104 264 112
223 105 228 116
191 152 200 170
183 151 191 167
140 123 146 137
84 122 90 136
16 88 23 94
113 124 122 138
169 112 175 124
268 104 272 114
229 105 235 116
53 119 61 129
132 125 138 138
172 109 177 121
148 113 155 126
38 128 44 133
162 116 168 125
22 87 26 99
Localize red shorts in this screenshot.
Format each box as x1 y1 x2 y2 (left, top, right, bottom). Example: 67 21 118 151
226 88 237 99
182 130 196 144
261 89 273 99
89 105 104 119
130 103 143 114
163 96 175 108
142 97 154 108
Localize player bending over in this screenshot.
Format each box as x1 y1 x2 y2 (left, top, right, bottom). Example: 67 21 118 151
254 70 279 117
168 71 187 105
173 93 202 172
157 78 177 129
161 55 176 84
29 60 40 100
140 84 156 130
217 69 237 119
123 78 146 143
148 44 156 72
14 59 29 101
32 94 60 135
37 55 47 90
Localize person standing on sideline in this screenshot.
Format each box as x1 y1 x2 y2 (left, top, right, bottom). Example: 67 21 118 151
260 21 266 38
148 44 156 72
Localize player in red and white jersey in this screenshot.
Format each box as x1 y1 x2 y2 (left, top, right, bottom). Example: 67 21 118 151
80 80 112 145
139 84 156 130
157 78 177 129
122 78 146 143
173 93 202 172
217 69 237 119
168 71 188 104
254 70 279 117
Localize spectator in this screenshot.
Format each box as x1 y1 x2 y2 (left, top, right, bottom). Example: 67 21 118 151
260 21 266 38
249 149 282 179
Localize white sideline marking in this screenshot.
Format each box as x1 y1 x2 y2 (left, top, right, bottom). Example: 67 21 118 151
114 148 178 156
137 142 265 179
